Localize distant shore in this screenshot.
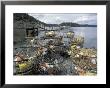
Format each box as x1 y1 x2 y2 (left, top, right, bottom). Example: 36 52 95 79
47 22 97 27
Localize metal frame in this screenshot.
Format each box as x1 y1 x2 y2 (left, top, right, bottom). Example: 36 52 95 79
1 0 109 87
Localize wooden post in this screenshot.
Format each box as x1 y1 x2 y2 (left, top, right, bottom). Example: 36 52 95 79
52 26 53 30
26 29 28 37
43 24 44 30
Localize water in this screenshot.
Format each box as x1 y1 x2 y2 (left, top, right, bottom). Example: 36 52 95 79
39 27 97 48
69 27 97 48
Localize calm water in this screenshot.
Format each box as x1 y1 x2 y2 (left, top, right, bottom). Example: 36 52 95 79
69 27 97 48
39 27 97 48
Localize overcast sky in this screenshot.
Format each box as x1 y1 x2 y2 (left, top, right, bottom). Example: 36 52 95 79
28 13 97 25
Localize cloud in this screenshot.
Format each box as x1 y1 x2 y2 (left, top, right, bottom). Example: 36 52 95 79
28 13 97 25
73 14 97 25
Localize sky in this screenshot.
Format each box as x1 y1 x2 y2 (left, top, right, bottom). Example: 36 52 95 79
28 13 97 25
